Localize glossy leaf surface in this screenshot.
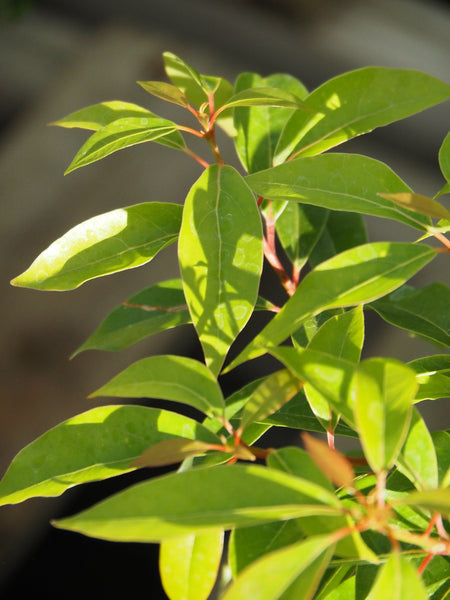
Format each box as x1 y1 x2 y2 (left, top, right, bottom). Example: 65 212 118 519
246 154 432 231
90 355 225 419
159 530 224 600
275 67 450 163
11 202 182 291
409 355 450 401
0 405 218 506
51 100 154 130
225 242 436 371
179 165 263 375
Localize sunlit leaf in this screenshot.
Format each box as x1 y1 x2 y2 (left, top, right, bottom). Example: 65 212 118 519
132 438 218 468
370 283 450 348
90 355 225 419
409 355 450 402
302 432 355 490
137 80 189 107
275 67 450 163
0 405 219 506
179 165 263 375
377 192 450 221
246 154 432 231
11 202 182 291
160 530 224 600
219 86 309 113
51 100 154 130
365 554 427 600
439 132 450 184
351 358 417 472
225 242 437 372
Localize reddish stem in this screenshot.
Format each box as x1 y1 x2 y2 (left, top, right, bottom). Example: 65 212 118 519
434 232 450 250
418 552 434 576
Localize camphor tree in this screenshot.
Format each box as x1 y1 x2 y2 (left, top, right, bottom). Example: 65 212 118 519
1 52 450 599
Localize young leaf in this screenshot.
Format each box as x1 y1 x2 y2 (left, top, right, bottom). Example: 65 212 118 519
0 405 219 506
159 530 224 600
222 535 334 600
377 192 450 221
274 67 450 163
132 438 218 468
65 116 186 174
225 242 437 372
137 81 189 107
409 355 450 402
218 86 309 112
351 358 417 472
89 355 225 419
396 407 438 491
178 165 263 375
233 72 308 173
50 100 155 130
301 432 355 490
73 279 190 355
238 369 304 432
11 202 182 291
365 554 428 600
52 463 344 542
369 283 450 348
439 132 450 184
246 154 432 232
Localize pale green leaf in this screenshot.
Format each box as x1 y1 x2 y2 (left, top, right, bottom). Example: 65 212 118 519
246 154 432 232
224 242 437 372
366 555 427 600
439 132 450 184
179 165 263 375
402 487 450 519
65 116 185 174
137 80 189 107
52 463 344 542
11 202 182 291
370 283 450 348
0 405 218 506
219 86 309 114
275 67 450 163
73 279 190 355
222 536 334 600
89 355 225 419
377 192 450 221
51 100 154 130
351 358 417 472
160 530 224 600
409 355 450 402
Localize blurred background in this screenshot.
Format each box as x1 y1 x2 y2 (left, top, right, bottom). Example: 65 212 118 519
0 0 449 597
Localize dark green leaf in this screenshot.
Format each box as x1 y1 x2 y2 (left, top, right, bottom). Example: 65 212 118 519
370 283 450 348
11 202 182 291
51 101 155 130
0 405 218 506
89 355 225 419
431 431 450 487
179 165 263 375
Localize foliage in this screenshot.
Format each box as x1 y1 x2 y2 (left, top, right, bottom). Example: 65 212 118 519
2 52 450 599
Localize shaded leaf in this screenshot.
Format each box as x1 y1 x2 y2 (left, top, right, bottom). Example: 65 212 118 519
351 358 417 472
366 554 427 600
401 488 450 519
0 405 219 506
137 80 189 107
90 355 225 419
132 438 218 468
409 355 450 402
439 132 450 184
73 279 190 355
275 67 450 163
11 202 182 291
179 165 263 375
225 242 437 372
51 100 154 130
52 463 344 542
378 192 450 221
160 530 224 600
431 431 450 488
246 154 432 232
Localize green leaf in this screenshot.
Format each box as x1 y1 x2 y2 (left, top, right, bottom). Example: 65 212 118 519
276 204 329 271
246 154 432 232
238 369 304 432
275 67 450 163
160 530 224 600
89 355 225 419
0 405 219 506
52 463 344 542
224 242 437 372
439 132 450 184
431 431 450 487
179 165 263 375
219 86 309 113
11 202 182 291
73 279 190 355
378 192 450 221
304 306 365 429
396 407 439 490
131 438 219 468
351 358 417 472
409 355 450 402
233 72 308 173
366 555 427 600
51 101 155 130
401 488 450 519
65 116 186 174
137 80 189 107
222 536 334 600
370 283 450 348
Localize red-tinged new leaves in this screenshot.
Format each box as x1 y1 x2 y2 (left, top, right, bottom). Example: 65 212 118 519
301 432 355 490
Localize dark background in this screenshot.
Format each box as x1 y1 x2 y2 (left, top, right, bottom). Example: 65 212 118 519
0 0 449 597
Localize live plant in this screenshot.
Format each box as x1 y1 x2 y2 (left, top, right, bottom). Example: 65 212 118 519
1 52 450 600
